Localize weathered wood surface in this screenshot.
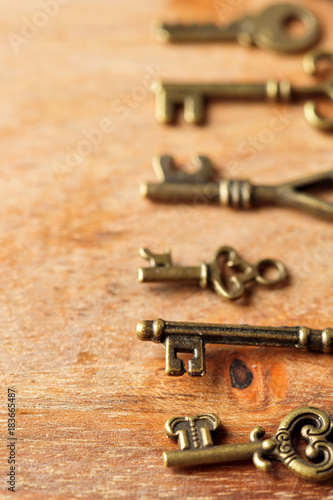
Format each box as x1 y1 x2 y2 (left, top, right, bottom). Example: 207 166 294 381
0 0 333 498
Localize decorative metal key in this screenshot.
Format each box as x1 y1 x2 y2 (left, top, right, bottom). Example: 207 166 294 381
141 155 333 220
163 407 333 482
152 50 333 130
136 318 333 376
138 246 287 300
154 3 320 54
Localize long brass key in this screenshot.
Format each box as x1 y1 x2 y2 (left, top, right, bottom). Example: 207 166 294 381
163 407 333 482
136 318 333 376
141 155 333 220
138 246 287 300
154 3 320 53
152 50 333 130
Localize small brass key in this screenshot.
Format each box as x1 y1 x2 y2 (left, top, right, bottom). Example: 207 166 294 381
152 50 333 130
141 155 333 220
163 407 333 481
138 246 287 300
136 318 333 376
154 3 320 54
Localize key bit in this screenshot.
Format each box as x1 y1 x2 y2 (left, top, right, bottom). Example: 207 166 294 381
136 318 333 376
141 155 333 220
163 407 333 482
154 3 320 53
138 245 287 300
152 50 333 130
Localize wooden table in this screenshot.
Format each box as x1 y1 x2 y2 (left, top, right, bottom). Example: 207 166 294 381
0 0 333 498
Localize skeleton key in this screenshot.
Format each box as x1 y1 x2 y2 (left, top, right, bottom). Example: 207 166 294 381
152 50 333 130
138 246 287 300
163 407 333 481
154 3 320 54
136 318 333 376
141 155 333 220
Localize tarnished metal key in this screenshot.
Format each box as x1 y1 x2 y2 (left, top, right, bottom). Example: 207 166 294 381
141 155 333 220
154 4 321 53
154 3 320 54
152 50 333 130
163 407 333 482
138 246 287 300
136 318 333 376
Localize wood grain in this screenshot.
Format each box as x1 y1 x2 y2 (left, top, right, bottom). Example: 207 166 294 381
0 0 333 498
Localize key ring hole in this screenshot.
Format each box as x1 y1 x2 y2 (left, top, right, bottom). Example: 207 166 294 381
284 15 308 39
292 427 325 465
256 259 287 286
304 51 333 80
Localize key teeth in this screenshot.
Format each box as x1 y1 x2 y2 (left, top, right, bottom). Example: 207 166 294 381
139 247 153 260
167 358 186 376
253 452 272 472
191 155 213 182
153 155 213 184
152 155 174 182
249 428 275 472
249 426 266 442
151 83 175 124
164 414 221 450
139 247 172 267
188 359 206 377
184 94 205 124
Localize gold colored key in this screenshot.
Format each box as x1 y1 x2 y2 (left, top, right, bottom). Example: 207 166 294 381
141 155 333 220
152 50 333 130
138 246 287 300
136 318 333 376
154 3 320 53
163 407 333 482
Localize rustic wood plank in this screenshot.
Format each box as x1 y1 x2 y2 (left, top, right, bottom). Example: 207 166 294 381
0 0 333 498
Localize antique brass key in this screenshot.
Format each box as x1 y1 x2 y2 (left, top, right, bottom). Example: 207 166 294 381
163 407 333 481
138 246 286 300
141 155 333 220
154 3 320 53
136 318 333 376
152 50 333 130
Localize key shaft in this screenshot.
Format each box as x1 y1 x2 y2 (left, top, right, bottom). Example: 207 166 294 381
139 266 202 284
164 441 262 467
136 318 333 376
155 21 242 43
142 181 220 204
